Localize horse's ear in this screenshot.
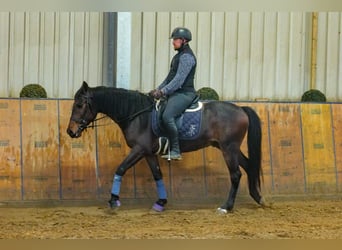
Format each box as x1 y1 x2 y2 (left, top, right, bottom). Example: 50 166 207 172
82 81 89 92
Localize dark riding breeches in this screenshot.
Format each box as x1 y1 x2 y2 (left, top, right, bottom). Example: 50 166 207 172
162 91 196 126
161 91 196 151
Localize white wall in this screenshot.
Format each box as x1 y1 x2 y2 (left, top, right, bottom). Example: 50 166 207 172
316 12 342 102
1 12 341 101
0 12 103 98
129 12 314 101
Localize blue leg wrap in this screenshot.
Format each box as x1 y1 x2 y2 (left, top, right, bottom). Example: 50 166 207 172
111 174 122 195
156 179 167 199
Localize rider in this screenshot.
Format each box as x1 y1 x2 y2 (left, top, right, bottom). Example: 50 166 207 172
149 27 197 160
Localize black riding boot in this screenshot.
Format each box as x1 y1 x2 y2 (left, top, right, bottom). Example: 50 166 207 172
161 119 182 160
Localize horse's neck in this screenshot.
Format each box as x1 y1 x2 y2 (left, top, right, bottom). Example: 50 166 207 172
94 89 122 121
93 88 149 124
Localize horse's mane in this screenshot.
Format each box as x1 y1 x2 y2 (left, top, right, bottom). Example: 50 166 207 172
92 86 153 125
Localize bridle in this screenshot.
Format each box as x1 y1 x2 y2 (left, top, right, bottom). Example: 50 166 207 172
70 94 103 134
71 94 154 132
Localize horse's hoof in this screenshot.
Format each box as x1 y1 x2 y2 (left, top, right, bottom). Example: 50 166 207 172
108 199 121 210
260 197 273 208
259 197 266 206
152 203 165 212
259 197 271 208
216 207 228 215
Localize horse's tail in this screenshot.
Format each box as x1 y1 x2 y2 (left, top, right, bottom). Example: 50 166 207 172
241 106 263 191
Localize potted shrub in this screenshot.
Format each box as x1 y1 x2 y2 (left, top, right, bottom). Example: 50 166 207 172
20 84 47 98
301 89 326 102
196 87 219 101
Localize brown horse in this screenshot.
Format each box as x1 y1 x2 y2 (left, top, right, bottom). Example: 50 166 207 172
67 81 265 213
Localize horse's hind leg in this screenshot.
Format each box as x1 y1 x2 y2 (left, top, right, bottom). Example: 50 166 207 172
239 151 263 205
219 143 242 212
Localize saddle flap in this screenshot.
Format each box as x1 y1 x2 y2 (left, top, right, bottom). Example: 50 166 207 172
152 102 203 140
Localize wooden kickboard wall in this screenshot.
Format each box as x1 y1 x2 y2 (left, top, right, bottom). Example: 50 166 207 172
0 100 21 200
0 99 341 202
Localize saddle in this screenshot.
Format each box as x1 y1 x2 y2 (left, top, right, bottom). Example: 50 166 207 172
151 95 203 142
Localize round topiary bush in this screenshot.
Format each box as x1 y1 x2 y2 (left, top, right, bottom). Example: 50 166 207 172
20 84 47 98
301 89 326 102
197 87 219 101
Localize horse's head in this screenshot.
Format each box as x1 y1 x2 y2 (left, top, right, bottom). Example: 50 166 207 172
67 81 98 138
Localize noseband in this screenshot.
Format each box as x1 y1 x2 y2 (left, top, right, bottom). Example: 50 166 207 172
71 93 154 134
71 117 89 134
71 95 97 133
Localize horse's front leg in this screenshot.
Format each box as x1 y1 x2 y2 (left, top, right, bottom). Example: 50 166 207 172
108 146 144 209
145 155 168 212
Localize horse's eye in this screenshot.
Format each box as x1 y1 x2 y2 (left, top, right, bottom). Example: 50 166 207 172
76 103 83 108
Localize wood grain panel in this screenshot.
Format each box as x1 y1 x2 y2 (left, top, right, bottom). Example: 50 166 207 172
301 103 336 193
59 100 97 199
21 99 59 200
268 103 305 194
0 99 22 200
331 104 342 192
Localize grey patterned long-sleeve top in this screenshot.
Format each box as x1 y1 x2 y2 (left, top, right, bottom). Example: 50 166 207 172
157 50 196 96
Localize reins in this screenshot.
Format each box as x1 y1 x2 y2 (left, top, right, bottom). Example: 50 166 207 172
116 104 154 124
86 115 110 129
85 103 154 129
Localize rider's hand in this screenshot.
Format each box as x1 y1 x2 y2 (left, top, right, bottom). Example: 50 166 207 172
149 89 163 99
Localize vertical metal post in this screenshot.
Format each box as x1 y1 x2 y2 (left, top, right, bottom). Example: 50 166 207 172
116 13 132 89
310 12 318 90
102 12 117 87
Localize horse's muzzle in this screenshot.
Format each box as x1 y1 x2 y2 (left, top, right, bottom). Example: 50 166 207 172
67 124 84 138
67 119 86 138
67 128 79 138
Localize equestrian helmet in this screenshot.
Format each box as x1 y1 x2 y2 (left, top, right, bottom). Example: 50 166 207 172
170 27 192 41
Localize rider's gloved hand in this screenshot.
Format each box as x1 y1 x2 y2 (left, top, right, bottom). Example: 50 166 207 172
149 89 164 99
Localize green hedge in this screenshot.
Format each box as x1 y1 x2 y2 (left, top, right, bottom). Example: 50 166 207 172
20 84 47 98
301 89 326 102
197 87 219 101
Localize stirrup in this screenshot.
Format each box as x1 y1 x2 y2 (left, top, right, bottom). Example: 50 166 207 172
161 152 182 160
